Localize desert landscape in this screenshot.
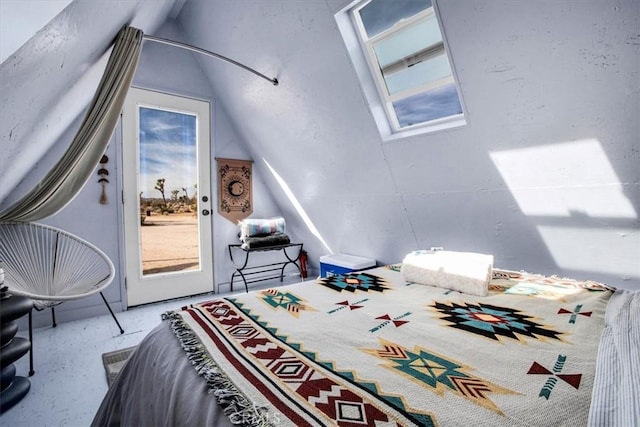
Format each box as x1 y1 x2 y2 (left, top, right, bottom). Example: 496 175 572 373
140 212 199 275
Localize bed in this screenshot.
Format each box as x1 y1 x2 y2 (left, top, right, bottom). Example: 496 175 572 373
92 263 639 426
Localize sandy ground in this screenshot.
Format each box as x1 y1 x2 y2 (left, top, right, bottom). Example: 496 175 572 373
140 212 199 274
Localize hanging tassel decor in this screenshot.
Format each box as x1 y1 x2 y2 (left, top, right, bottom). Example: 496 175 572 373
98 155 109 204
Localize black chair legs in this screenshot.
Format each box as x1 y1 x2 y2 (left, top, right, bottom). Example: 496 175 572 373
99 292 125 335
28 310 34 377
27 294 125 378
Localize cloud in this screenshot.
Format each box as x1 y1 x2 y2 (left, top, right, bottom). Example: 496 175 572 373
359 0 431 38
139 107 198 197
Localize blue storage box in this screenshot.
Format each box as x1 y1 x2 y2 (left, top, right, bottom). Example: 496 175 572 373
319 254 376 278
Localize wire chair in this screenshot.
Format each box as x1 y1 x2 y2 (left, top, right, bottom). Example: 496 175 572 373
0 222 124 375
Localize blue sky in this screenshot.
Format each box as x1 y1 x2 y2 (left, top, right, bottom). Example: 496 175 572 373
393 83 462 126
139 107 197 199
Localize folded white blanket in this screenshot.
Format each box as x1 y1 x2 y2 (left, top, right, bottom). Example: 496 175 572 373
401 250 494 296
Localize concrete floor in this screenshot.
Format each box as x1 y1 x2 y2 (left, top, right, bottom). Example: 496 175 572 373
1 278 299 426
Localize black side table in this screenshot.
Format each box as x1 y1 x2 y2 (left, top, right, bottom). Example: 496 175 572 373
0 285 33 414
228 243 304 292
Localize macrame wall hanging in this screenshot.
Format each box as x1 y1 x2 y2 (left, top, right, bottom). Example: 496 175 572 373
217 158 253 223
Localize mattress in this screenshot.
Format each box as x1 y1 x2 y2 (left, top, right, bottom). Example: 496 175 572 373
92 265 638 426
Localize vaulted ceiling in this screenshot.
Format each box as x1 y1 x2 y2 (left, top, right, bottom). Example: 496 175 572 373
1 0 638 290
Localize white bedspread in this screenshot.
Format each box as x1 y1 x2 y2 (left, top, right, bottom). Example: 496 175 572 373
588 289 640 426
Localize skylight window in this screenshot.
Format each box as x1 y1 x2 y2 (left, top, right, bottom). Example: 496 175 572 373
336 0 466 140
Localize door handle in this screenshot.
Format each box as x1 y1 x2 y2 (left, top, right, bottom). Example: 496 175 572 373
202 209 210 216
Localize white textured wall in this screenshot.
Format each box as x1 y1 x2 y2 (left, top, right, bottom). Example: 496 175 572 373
1 0 638 329
0 0 177 207
33 18 286 326
0 0 73 63
0 0 176 327
177 0 639 289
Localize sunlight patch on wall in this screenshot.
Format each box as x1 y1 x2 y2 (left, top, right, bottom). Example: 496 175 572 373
489 138 637 218
537 226 639 279
263 159 332 254
490 138 638 282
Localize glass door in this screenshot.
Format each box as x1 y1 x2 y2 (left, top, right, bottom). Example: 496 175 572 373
122 88 213 306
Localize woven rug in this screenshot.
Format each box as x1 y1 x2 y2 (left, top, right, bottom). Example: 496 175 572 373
101 346 136 387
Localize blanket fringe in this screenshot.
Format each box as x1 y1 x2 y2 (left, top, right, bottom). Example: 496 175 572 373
162 311 274 427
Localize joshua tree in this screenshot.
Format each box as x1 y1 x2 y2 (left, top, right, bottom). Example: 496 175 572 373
182 187 189 200
155 178 167 207
171 189 179 201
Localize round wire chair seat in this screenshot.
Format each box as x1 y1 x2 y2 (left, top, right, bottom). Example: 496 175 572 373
0 221 124 376
0 222 116 310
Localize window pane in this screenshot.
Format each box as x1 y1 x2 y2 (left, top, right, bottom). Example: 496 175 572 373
340 0 467 136
384 53 451 95
392 83 462 127
373 15 442 69
359 0 431 38
139 107 200 275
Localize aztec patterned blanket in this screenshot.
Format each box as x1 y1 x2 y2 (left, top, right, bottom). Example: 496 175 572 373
164 266 614 426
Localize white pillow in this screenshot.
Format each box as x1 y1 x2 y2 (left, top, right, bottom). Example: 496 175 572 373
401 250 493 296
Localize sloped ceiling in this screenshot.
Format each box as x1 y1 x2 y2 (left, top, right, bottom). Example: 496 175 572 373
175 0 639 287
0 0 73 63
177 0 417 263
0 0 177 207
0 0 637 290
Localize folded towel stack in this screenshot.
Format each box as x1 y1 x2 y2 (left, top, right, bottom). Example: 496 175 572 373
401 250 494 296
239 217 286 240
238 217 289 249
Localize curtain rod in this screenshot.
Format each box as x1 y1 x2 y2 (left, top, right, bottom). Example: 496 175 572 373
142 35 279 86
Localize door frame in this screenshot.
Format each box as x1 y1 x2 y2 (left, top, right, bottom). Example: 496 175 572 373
121 87 214 306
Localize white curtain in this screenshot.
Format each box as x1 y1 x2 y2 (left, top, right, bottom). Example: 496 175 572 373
0 26 143 222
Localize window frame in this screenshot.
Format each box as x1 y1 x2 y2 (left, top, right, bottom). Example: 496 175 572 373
336 0 467 141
